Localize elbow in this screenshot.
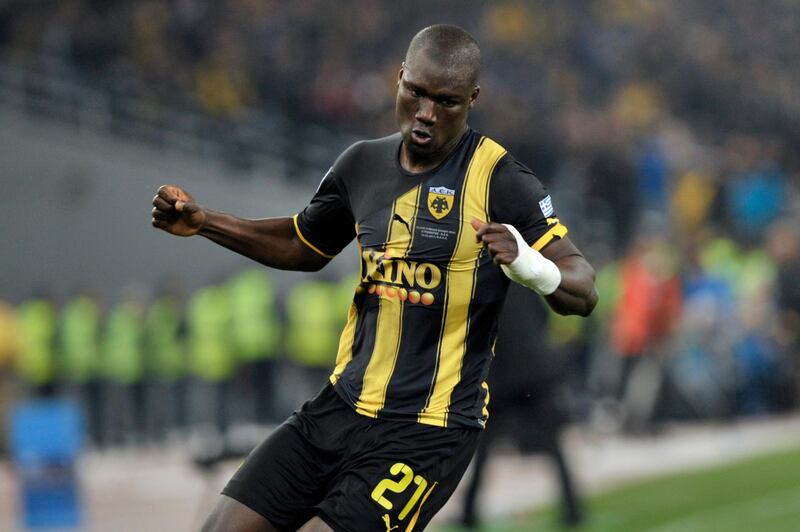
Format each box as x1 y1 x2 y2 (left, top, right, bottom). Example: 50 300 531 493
578 268 599 316
550 291 596 317
578 287 599 317
286 238 332 271
549 267 598 317
298 253 332 272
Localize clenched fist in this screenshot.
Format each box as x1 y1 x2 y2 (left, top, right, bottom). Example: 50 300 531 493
151 184 206 237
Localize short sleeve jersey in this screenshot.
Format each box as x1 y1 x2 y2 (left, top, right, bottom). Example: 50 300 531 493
295 129 568 429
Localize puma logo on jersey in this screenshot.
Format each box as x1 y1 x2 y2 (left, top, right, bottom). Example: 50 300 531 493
382 514 399 531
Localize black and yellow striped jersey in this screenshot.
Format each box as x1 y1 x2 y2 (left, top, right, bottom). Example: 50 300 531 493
295 129 567 429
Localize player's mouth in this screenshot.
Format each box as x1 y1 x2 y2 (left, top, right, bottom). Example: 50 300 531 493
411 128 432 146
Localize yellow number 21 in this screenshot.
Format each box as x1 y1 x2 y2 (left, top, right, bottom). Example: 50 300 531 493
370 462 430 521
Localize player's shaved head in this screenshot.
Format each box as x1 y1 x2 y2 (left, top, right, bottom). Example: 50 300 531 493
405 24 481 86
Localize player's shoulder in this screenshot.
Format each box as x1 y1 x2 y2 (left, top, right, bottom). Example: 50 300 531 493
484 138 549 220
467 131 528 177
477 139 537 184
332 133 401 175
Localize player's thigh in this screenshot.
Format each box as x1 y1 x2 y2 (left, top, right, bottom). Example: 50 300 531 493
317 423 481 531
201 495 278 532
221 421 331 530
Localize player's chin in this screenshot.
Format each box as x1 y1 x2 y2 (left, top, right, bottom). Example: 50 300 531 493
407 139 438 157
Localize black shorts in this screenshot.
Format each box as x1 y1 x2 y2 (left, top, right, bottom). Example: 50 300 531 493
222 383 481 531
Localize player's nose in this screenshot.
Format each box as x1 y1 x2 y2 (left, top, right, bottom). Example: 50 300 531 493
415 99 436 125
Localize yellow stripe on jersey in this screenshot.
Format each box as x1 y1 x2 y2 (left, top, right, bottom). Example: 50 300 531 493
532 219 569 251
356 185 421 417
330 301 358 385
293 214 336 259
331 224 362 385
421 137 507 427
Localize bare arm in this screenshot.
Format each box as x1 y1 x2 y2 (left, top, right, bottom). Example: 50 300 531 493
198 212 330 271
151 185 330 272
472 220 597 316
539 237 598 316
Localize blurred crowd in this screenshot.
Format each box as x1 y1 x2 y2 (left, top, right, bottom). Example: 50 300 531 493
1 1 800 450
1 1 798 171
0 269 359 451
1 223 799 451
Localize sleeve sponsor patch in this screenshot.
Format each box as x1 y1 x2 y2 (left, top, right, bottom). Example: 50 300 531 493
539 195 554 217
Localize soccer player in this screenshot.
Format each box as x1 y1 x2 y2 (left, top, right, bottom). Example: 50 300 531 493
152 24 597 532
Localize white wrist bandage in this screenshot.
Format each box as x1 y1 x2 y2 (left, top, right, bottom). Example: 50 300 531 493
500 224 562 296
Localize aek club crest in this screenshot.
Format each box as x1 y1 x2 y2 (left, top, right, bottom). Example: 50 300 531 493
427 186 455 220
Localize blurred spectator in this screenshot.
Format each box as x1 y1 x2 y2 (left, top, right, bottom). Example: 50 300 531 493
611 227 682 433
194 29 255 119
669 237 738 419
460 284 583 529
227 268 280 424
58 291 103 447
721 136 787 244
144 282 188 442
585 149 638 254
101 289 147 446
16 298 56 397
733 247 788 414
635 139 669 214
767 220 800 407
187 283 235 435
671 170 718 238
283 278 347 408
584 247 623 420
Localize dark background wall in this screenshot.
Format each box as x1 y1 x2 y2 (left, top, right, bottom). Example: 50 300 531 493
0 107 355 304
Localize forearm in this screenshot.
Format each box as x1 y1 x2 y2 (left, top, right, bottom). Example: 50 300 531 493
199 211 328 271
545 255 598 316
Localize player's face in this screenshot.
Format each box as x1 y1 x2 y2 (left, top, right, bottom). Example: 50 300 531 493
396 54 479 171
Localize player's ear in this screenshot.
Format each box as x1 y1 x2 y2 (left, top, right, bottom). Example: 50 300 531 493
468 85 480 110
397 62 405 86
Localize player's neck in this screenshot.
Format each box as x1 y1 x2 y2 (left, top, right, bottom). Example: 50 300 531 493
399 127 468 174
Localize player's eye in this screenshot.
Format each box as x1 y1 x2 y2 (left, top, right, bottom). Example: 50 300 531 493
410 88 421 98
